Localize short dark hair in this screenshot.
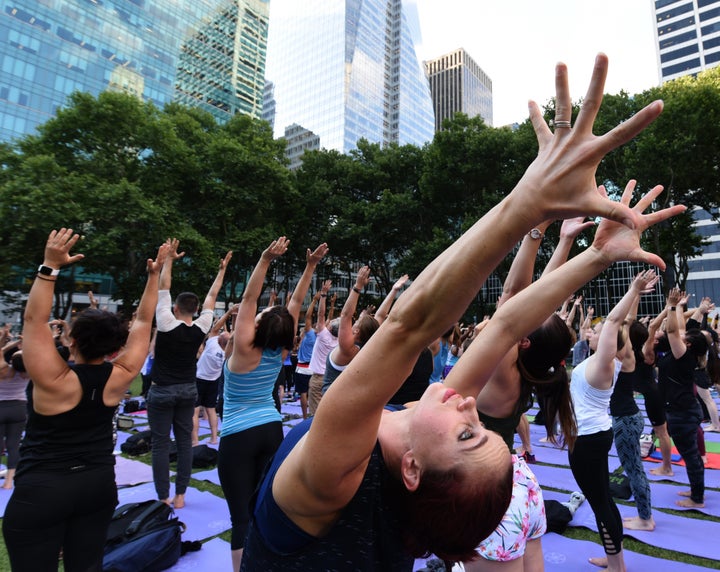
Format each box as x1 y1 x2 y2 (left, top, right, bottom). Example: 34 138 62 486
388 458 513 562
254 306 295 351
10 352 25 373
175 292 199 316
69 309 129 361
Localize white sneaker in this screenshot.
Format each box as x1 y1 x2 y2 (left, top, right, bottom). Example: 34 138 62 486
561 491 586 515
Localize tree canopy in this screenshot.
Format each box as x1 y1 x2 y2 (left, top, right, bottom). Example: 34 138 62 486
1 70 718 320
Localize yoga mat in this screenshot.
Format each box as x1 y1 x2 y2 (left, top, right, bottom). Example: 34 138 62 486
116 483 231 541
115 456 154 487
167 537 232 572
0 487 12 518
649 480 720 518
648 448 720 470
532 464 582 493
645 461 720 488
541 532 717 571
548 487 720 562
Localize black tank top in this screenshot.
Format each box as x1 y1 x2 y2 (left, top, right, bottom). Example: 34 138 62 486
609 370 641 417
17 362 116 477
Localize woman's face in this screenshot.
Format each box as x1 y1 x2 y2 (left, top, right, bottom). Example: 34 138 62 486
409 383 509 471
588 322 603 352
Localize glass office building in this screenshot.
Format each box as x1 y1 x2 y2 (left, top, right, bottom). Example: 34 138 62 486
425 48 493 131
0 0 269 142
653 0 720 82
265 0 435 154
651 1 720 298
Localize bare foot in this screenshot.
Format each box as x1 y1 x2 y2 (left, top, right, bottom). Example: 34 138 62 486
589 556 608 568
676 498 704 508
160 498 172 506
173 494 185 509
191 441 200 447
2 484 12 490
209 439 218 445
649 466 674 476
623 516 655 531
678 490 691 497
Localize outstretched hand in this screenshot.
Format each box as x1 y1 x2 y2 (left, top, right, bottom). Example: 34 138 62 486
560 217 595 240
590 180 686 269
147 242 171 275
219 251 233 270
523 54 665 228
263 237 290 262
631 269 660 295
164 238 185 261
306 243 329 265
43 228 85 269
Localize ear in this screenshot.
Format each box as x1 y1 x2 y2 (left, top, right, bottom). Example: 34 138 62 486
400 451 421 492
518 337 531 349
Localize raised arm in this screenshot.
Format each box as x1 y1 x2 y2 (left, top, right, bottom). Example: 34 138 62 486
542 216 596 276
584 270 658 390
665 288 688 359
286 243 329 327
229 238 289 366
158 238 184 292
444 183 684 399
208 305 237 339
107 243 169 401
315 281 331 332
375 274 409 324
497 222 551 308
643 306 667 364
22 228 85 392
202 251 233 312
275 55 680 520
334 266 370 361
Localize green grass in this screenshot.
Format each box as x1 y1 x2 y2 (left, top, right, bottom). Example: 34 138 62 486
1 391 717 570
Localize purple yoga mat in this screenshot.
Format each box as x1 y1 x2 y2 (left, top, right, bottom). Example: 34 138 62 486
116 483 231 541
541 532 716 571
115 456 154 487
544 488 720 561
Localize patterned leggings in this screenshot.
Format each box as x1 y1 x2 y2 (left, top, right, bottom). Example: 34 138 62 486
612 412 652 520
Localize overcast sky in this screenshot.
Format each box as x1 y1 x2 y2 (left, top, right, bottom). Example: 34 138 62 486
410 0 660 126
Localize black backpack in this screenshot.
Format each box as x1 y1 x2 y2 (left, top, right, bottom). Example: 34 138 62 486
103 500 185 572
120 430 152 456
167 443 218 468
192 444 218 468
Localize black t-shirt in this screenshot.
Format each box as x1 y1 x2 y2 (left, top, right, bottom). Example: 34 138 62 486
657 350 698 411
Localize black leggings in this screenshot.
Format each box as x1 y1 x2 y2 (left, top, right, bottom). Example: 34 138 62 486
568 429 623 555
3 464 117 571
0 400 27 469
218 422 283 550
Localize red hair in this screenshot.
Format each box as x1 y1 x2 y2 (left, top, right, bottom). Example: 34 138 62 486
386 459 513 563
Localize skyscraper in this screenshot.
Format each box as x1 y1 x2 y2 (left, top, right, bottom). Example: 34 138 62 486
425 48 493 131
653 0 720 82
265 0 435 154
652 0 720 298
0 0 269 142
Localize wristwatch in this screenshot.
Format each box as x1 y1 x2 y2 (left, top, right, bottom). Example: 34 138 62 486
37 264 60 276
528 228 544 240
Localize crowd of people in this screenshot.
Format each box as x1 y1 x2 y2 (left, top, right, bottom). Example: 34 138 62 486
0 54 718 572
